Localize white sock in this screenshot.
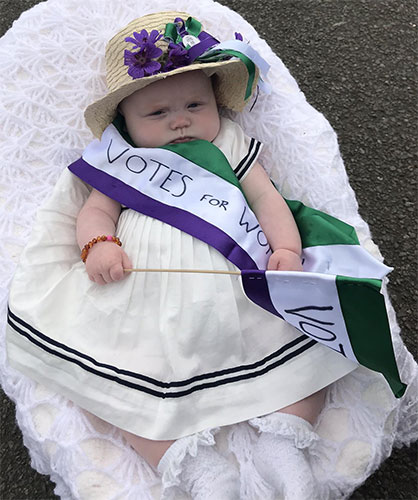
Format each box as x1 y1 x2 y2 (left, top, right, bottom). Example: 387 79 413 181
249 413 319 500
158 439 240 500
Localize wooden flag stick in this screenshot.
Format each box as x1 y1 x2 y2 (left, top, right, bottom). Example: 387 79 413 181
124 268 241 276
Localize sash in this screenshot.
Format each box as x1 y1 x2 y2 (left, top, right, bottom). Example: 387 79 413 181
68 125 406 397
70 124 269 270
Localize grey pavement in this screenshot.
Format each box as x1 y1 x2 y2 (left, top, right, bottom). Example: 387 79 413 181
0 0 416 499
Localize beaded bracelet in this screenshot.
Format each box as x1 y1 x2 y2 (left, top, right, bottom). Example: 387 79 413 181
81 235 122 263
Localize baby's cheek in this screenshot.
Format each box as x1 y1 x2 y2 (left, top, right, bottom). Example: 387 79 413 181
127 125 142 146
132 123 163 148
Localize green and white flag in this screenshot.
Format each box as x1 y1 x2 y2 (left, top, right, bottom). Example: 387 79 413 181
241 270 405 398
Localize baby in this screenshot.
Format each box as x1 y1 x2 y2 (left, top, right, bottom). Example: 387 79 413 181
6 12 358 499
79 67 317 499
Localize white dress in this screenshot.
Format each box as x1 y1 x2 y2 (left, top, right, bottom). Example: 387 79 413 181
6 118 356 440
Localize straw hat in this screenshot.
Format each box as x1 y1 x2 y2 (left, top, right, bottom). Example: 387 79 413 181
85 11 259 138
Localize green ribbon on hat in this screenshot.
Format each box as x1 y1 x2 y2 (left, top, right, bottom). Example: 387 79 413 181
164 23 179 43
184 17 202 37
197 49 256 100
164 17 202 44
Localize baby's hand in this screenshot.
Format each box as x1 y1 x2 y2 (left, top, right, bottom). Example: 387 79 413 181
267 249 303 272
84 242 132 285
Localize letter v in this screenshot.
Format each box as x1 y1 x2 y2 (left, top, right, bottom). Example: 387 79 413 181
107 139 129 163
284 305 334 325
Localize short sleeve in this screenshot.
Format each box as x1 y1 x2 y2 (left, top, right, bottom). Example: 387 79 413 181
212 117 263 182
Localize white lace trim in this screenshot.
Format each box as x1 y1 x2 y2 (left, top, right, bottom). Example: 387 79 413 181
249 413 318 449
157 427 219 499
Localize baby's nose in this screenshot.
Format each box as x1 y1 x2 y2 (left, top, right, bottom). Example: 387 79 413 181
170 112 191 129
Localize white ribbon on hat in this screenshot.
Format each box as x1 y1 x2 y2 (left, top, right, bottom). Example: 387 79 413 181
203 40 272 94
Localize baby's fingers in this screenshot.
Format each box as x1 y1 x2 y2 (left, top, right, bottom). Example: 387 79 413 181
89 273 107 286
277 256 303 272
267 252 281 270
122 251 133 273
109 262 125 282
87 266 120 285
108 251 132 281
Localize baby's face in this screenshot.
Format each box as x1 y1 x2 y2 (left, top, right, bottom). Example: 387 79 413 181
119 71 221 148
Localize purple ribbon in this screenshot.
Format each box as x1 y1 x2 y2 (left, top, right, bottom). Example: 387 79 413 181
188 35 219 61
173 17 219 62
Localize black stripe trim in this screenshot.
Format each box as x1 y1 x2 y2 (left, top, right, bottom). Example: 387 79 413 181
7 308 315 397
236 140 262 180
8 314 316 398
7 307 310 387
234 138 255 175
234 139 262 180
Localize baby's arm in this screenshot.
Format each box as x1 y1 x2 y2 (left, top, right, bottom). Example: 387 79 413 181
77 189 132 285
241 162 302 271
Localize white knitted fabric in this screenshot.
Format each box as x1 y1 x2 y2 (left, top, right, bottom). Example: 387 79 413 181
249 413 320 499
157 429 240 500
0 0 416 499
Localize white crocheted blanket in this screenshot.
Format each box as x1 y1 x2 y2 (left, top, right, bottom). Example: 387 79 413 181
0 0 416 499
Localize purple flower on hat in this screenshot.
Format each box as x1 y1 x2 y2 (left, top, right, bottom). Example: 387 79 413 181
162 42 191 72
124 29 164 79
235 32 243 41
124 46 163 78
125 29 162 49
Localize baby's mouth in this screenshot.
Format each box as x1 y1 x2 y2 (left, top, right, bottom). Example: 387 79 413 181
170 137 194 144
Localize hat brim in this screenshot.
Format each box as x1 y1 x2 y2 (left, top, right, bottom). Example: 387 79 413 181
85 58 257 138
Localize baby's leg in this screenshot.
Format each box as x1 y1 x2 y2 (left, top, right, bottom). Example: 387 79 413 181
121 431 173 468
121 430 240 499
278 387 327 424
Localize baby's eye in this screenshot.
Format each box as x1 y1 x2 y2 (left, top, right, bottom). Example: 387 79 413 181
149 109 165 116
188 102 201 109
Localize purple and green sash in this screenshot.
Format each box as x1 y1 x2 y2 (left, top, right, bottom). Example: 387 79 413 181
69 124 270 270
68 125 406 397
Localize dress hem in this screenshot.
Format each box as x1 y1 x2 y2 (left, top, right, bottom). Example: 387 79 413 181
6 324 358 440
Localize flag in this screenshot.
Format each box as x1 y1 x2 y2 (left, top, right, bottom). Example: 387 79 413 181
242 269 406 398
